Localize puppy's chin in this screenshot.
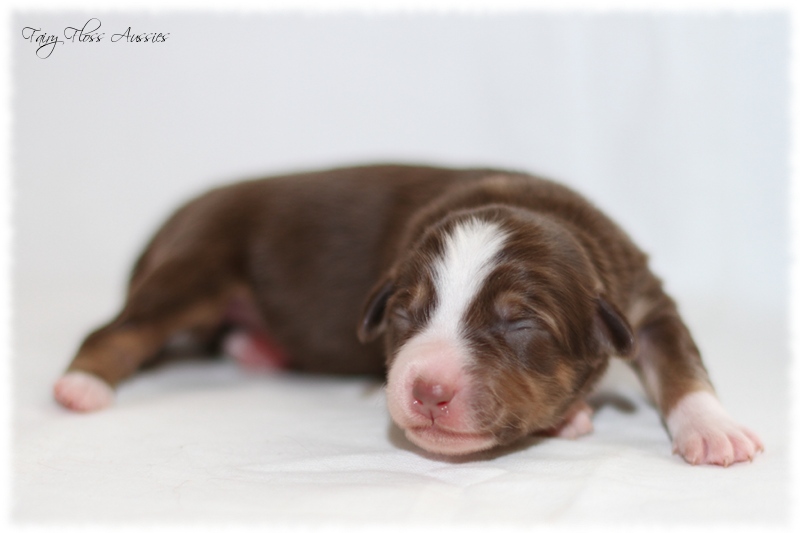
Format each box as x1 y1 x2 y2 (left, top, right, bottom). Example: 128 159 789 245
403 425 498 456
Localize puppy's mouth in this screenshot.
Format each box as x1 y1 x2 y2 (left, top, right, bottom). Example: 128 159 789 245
403 424 498 456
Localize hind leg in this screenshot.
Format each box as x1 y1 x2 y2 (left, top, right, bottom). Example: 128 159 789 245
54 258 245 412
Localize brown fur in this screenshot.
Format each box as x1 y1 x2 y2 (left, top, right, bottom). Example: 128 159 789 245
64 164 713 444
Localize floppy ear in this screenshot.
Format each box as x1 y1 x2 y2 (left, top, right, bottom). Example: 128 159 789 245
593 297 635 359
357 277 395 343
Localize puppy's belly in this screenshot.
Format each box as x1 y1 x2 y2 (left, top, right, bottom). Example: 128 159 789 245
247 298 385 375
196 285 385 375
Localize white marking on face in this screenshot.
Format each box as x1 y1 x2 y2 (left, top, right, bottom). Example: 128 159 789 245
425 217 509 342
385 217 509 446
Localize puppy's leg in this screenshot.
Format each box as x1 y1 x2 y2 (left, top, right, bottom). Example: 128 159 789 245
54 259 242 412
216 291 288 370
631 302 763 466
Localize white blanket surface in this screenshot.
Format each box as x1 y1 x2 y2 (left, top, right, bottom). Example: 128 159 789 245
13 284 788 525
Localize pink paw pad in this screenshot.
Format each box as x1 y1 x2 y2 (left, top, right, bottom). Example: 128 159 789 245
53 371 114 412
667 391 764 467
222 329 287 370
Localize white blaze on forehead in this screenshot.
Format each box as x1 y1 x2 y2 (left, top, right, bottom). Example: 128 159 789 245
426 217 508 339
386 217 508 441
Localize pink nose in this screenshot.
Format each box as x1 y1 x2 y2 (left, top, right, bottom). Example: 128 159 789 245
412 378 455 421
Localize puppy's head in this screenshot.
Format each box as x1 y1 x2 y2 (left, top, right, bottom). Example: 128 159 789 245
359 206 634 456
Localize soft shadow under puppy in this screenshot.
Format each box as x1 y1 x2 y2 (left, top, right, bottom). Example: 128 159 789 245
387 423 546 463
587 391 638 414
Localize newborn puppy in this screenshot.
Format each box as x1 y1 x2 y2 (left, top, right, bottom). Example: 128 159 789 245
54 164 763 466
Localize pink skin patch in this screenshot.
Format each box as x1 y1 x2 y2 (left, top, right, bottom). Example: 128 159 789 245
53 371 114 412
538 400 594 439
222 329 287 371
221 294 288 371
667 391 764 466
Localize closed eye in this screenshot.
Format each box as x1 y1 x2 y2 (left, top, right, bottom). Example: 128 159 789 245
392 308 412 325
504 318 536 332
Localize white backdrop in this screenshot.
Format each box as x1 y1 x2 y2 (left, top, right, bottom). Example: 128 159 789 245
14 13 788 311
12 12 789 524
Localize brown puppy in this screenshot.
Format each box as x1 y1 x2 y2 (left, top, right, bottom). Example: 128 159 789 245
54 164 763 466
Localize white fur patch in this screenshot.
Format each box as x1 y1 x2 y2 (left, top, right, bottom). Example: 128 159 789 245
384 217 508 447
666 390 764 466
666 391 730 435
426 217 508 341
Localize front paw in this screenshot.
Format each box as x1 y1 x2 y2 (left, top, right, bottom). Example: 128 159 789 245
667 391 764 466
537 400 594 439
